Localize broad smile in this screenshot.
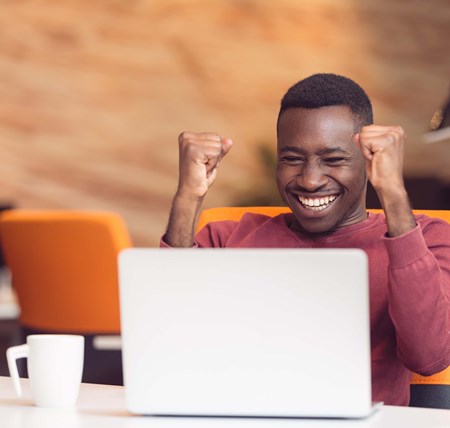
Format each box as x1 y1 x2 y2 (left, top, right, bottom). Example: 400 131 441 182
297 194 339 212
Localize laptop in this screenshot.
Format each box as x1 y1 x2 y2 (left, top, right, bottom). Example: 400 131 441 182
118 248 374 418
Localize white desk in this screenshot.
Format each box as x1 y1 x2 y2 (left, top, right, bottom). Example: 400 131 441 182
1 376 450 427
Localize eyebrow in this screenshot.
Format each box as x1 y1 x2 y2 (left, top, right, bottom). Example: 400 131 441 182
279 146 350 156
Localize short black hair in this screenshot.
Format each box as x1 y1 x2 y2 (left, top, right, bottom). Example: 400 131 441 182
277 73 373 132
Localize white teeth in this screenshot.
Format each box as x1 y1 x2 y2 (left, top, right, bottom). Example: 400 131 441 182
298 195 338 210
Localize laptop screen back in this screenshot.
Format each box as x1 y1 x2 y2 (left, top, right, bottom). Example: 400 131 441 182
119 248 371 418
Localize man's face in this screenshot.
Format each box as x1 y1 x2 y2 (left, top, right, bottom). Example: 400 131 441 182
276 106 367 234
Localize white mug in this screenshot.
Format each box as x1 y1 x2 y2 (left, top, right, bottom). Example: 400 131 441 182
7 334 84 407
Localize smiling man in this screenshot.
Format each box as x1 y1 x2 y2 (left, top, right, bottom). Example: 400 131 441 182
162 74 450 406
276 105 368 235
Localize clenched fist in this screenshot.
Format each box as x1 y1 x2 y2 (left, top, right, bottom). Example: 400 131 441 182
354 125 406 196
177 132 234 199
355 125 416 236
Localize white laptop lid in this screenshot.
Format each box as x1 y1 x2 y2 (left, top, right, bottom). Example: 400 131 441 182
119 248 372 418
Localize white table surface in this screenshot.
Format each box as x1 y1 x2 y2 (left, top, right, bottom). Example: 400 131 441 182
1 376 450 428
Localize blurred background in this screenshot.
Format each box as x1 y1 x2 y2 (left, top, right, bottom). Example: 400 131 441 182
0 0 449 247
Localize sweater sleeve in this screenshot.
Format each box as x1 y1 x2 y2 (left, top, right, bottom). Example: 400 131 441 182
160 213 280 248
160 220 239 248
383 218 450 375
194 220 241 247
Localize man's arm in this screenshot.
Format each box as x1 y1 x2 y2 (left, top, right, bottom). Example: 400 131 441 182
164 132 233 247
383 218 450 374
355 125 416 237
356 125 450 373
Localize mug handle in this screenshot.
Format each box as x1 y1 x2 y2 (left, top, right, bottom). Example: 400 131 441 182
6 344 29 396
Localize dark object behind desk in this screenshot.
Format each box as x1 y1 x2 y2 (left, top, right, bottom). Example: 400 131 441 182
367 178 450 210
410 385 450 410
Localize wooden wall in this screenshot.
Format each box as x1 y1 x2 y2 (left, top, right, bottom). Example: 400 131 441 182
0 0 449 245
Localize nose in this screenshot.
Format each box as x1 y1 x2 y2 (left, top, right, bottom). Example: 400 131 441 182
296 162 328 192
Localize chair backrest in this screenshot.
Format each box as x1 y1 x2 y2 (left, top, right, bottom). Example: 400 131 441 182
197 206 450 408
0 210 132 333
197 206 450 232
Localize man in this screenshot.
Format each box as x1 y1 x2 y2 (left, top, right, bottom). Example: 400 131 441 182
162 73 450 406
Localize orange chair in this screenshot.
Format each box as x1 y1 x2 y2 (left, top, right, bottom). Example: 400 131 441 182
197 206 450 232
0 210 132 333
197 206 292 231
197 206 450 408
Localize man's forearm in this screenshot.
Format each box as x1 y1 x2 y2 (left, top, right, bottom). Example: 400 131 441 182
377 187 416 237
164 193 204 247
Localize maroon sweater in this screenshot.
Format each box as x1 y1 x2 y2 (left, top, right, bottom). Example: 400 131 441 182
162 212 450 406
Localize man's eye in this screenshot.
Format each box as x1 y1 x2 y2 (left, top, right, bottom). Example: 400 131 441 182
324 157 346 164
282 156 304 163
